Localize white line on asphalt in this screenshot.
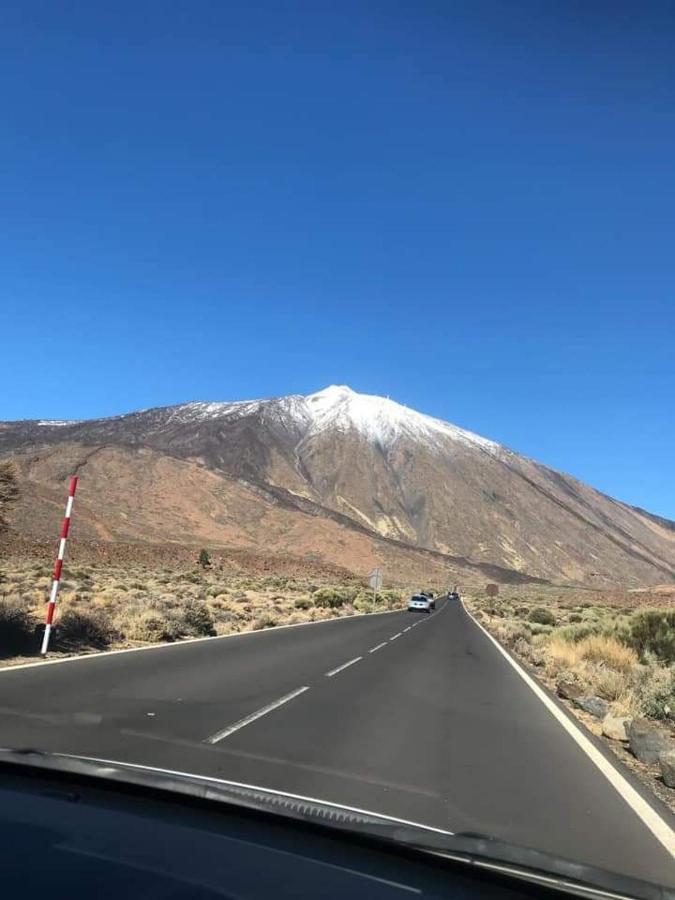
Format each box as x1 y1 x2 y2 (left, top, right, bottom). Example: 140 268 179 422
462 603 675 858
325 656 362 678
205 686 309 744
389 633 402 641
369 642 387 653
403 627 411 632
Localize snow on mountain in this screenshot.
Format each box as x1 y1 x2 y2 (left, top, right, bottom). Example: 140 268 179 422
153 385 499 452
302 385 498 450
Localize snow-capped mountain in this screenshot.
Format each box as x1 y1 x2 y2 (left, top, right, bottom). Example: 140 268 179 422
2 386 674 586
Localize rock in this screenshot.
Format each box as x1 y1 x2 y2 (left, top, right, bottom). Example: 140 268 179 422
574 696 609 719
660 750 675 788
557 680 583 702
602 715 631 742
628 718 674 765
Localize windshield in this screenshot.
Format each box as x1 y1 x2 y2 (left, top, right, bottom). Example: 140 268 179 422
1 3 674 894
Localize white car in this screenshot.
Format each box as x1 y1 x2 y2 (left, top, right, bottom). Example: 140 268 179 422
407 594 432 613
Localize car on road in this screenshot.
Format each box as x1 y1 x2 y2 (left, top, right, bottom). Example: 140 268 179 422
448 591 460 602
408 594 432 613
419 590 436 609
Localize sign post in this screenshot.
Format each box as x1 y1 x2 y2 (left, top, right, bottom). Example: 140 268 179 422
369 567 383 612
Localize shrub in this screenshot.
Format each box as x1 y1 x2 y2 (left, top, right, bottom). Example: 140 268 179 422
549 634 637 673
313 587 355 609
578 635 637 672
635 666 675 719
557 624 601 644
587 665 629 701
496 622 531 648
527 623 553 636
379 589 403 609
294 596 312 610
353 593 372 613
0 601 36 656
55 610 114 650
528 607 556 626
627 610 675 664
121 611 178 643
198 548 211 569
253 613 278 630
179 599 216 637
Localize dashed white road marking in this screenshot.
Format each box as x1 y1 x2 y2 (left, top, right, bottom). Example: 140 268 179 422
369 642 387 653
389 633 402 641
403 626 411 632
205 686 309 744
325 656 362 678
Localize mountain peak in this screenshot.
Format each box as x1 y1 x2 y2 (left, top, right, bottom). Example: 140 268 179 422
302 385 497 451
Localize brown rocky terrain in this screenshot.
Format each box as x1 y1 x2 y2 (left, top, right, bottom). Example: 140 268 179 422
2 385 674 587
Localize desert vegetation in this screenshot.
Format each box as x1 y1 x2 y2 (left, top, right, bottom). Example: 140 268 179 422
0 554 406 661
468 586 675 722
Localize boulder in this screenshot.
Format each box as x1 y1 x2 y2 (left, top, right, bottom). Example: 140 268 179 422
628 718 673 765
574 696 609 719
659 750 675 789
557 680 583 702
601 715 631 742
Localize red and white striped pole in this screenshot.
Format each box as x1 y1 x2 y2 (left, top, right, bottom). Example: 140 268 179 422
40 476 78 655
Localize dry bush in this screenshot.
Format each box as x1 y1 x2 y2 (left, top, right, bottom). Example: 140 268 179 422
253 613 279 629
548 635 636 673
180 599 216 637
528 607 556 626
0 600 37 656
55 609 115 650
116 610 179 643
585 665 629 701
577 635 637 672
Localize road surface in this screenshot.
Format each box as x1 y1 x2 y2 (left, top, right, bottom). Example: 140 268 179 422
0 598 673 885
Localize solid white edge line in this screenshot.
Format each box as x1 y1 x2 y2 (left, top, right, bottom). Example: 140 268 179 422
0 607 405 675
325 656 362 678
205 686 310 744
52 751 456 837
369 642 387 653
462 602 675 858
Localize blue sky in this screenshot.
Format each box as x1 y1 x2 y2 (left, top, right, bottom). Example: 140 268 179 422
2 2 674 517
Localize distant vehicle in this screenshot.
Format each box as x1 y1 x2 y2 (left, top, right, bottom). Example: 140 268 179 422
408 594 432 613
418 591 436 609
448 591 460 602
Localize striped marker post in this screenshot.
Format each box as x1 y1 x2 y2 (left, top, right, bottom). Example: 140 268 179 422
40 476 78 655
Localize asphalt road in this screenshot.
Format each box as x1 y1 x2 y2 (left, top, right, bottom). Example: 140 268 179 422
1 598 673 885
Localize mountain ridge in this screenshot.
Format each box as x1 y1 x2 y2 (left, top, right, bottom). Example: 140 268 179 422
2 386 673 587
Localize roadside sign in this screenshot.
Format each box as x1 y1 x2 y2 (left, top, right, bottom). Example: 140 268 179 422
369 568 383 590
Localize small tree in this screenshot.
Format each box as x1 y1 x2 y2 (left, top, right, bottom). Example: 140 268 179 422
0 461 19 536
198 548 211 569
486 583 499 597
